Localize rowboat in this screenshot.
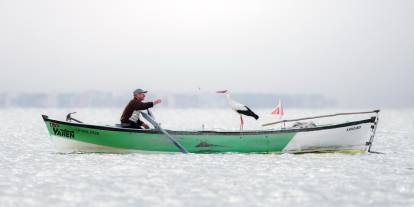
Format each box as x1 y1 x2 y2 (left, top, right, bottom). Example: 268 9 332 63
41 110 380 154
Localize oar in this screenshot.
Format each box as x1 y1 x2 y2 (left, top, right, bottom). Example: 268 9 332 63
262 109 380 127
141 110 189 154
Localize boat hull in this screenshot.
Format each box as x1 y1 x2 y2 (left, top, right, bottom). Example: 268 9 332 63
42 115 377 154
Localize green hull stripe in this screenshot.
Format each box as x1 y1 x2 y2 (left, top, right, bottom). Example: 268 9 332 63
45 120 295 153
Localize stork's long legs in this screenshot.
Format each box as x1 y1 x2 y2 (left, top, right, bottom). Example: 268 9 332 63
240 115 244 131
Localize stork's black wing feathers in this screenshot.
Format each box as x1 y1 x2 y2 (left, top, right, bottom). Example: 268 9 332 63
237 106 259 120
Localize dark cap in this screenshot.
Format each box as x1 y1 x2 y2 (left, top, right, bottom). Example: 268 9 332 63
133 89 148 95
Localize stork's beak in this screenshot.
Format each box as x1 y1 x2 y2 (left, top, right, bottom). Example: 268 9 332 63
216 90 228 93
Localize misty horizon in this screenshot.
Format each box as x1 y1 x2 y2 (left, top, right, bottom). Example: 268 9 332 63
1 0 413 108
0 91 337 109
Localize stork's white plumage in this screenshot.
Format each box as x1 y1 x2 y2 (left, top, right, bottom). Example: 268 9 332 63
216 90 259 130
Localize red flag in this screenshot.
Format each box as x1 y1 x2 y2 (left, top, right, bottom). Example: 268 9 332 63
271 100 284 117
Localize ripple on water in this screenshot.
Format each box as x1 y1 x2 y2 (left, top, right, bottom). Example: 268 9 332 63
0 108 413 207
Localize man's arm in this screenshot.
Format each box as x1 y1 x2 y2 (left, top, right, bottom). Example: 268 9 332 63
153 99 161 105
134 102 154 110
134 99 161 110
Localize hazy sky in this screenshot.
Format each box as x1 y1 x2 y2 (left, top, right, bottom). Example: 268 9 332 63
1 0 413 107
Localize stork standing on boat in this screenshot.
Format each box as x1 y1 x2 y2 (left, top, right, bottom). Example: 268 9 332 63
216 90 259 130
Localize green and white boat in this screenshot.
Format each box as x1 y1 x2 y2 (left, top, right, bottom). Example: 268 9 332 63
41 110 380 154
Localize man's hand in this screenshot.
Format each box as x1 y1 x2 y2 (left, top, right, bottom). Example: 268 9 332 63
142 123 150 129
153 99 161 105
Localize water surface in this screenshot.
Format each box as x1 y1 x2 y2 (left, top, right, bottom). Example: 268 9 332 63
0 108 413 207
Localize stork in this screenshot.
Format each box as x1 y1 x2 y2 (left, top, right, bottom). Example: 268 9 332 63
216 90 259 130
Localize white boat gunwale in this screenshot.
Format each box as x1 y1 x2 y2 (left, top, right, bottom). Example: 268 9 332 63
42 115 377 135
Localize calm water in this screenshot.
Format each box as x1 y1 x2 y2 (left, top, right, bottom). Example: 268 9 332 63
0 108 413 207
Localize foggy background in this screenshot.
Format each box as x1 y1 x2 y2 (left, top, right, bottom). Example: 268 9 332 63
1 0 413 108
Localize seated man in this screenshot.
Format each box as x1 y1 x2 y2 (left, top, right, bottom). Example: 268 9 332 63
120 88 161 129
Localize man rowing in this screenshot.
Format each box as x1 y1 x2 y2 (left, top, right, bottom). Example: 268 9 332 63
120 88 161 129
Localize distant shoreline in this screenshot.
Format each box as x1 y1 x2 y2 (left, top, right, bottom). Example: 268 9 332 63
0 92 335 108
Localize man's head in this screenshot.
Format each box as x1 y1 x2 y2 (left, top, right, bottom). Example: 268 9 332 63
133 88 147 101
